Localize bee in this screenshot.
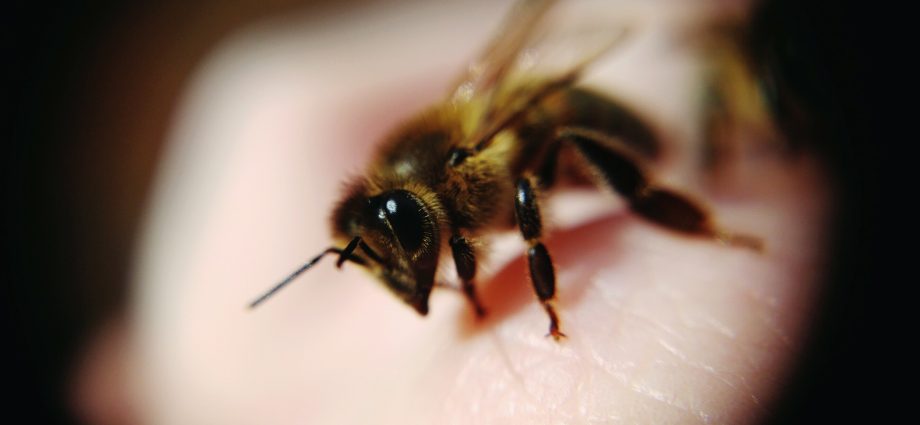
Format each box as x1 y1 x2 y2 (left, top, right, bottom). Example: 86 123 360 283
249 0 760 340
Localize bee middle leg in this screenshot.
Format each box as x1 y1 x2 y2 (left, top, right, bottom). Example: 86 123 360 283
514 175 565 341
450 235 487 318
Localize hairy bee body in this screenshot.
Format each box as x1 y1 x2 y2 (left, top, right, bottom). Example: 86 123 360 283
324 80 672 326
340 86 658 237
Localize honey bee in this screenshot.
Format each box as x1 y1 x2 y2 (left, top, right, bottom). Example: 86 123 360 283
250 0 760 340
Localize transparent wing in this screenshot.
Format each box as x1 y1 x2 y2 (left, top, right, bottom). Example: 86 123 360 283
448 0 558 104
448 0 634 151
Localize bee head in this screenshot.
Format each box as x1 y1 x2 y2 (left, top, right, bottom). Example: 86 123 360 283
331 183 442 315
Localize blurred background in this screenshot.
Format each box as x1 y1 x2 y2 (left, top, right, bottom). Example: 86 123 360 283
9 0 876 424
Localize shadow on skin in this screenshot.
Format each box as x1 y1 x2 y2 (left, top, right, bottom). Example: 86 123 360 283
454 210 636 339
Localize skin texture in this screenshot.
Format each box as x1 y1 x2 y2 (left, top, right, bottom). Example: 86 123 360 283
126 1 829 424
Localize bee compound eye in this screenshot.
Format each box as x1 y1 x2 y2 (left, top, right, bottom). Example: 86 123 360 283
375 190 427 252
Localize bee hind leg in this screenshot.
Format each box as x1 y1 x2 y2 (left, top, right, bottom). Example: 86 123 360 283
514 176 566 341
449 235 487 318
558 127 762 251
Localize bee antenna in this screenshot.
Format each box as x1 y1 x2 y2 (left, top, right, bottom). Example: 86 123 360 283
248 237 365 309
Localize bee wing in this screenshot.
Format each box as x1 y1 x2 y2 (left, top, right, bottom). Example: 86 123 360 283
448 0 558 103
450 0 633 151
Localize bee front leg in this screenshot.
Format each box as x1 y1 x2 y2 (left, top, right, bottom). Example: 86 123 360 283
514 176 566 341
449 235 487 318
559 127 762 250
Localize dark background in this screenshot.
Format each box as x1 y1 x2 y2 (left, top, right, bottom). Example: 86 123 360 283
8 0 878 423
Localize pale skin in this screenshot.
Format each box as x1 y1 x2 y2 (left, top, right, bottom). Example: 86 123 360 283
114 1 829 424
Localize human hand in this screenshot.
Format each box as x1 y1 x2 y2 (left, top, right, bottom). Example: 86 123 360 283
131 1 829 423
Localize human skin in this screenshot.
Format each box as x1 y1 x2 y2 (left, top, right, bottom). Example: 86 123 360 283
129 1 829 424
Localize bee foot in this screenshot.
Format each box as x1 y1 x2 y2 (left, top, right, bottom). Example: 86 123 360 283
546 328 567 341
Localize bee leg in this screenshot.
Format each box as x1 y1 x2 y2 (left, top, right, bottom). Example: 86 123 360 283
450 235 487 318
535 140 561 188
559 127 762 251
514 176 566 341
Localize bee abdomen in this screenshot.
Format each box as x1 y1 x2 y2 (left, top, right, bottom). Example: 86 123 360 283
555 88 661 159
